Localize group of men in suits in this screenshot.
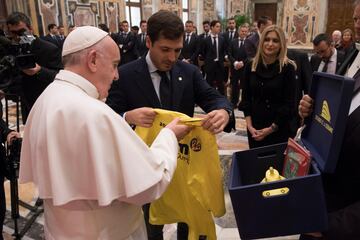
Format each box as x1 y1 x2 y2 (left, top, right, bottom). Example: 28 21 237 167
111 20 149 65
41 23 65 49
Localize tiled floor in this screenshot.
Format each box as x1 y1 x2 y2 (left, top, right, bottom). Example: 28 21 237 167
2 104 299 240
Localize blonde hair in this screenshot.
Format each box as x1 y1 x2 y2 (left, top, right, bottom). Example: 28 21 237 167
252 25 296 72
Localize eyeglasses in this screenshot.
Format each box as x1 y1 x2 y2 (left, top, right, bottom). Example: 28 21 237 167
9 28 27 36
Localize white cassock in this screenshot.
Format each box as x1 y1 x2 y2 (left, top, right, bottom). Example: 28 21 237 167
19 70 179 240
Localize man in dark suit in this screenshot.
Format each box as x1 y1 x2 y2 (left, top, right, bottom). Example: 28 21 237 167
113 20 138 65
136 20 148 57
228 24 248 107
106 10 234 240
310 33 345 74
6 12 63 123
197 20 211 78
201 20 227 95
298 2 360 238
222 18 239 88
42 23 63 48
287 48 312 136
179 20 198 65
244 16 272 59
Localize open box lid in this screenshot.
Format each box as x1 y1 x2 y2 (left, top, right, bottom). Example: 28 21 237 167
301 72 354 173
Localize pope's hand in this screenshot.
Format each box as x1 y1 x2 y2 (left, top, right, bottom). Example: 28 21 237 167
166 118 192 141
124 107 156 127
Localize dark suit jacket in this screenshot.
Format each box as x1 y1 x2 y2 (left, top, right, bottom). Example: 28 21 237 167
22 37 62 112
287 49 312 135
113 32 138 65
337 48 359 76
222 30 239 55
309 50 345 74
136 33 148 57
179 33 198 64
228 38 247 78
322 101 360 239
244 32 259 59
106 57 235 131
41 34 63 48
201 35 226 73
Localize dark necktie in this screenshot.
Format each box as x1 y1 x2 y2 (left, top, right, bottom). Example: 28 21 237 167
186 33 190 44
141 34 145 43
322 60 330 73
229 31 233 40
239 39 244 48
157 71 171 109
213 36 218 59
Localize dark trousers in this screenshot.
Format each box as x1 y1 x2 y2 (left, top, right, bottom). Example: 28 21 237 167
142 203 188 240
230 75 240 107
205 62 225 95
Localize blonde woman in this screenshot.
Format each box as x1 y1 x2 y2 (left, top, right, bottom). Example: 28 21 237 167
239 25 297 148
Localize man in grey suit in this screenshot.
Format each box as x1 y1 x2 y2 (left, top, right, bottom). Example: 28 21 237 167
106 10 234 240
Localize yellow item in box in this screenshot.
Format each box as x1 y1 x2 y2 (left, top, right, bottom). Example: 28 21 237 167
261 167 285 183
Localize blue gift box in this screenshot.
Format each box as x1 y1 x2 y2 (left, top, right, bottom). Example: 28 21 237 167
228 72 355 239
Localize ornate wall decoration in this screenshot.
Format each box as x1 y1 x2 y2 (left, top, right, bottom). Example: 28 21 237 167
228 0 246 17
203 0 215 20
38 0 59 34
283 0 319 48
160 0 180 16
104 2 119 32
66 0 100 27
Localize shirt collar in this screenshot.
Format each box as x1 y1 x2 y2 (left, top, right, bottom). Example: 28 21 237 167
55 70 99 99
146 52 158 73
329 48 337 63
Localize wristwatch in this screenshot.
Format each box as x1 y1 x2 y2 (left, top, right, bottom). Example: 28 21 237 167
271 123 278 132
225 109 233 118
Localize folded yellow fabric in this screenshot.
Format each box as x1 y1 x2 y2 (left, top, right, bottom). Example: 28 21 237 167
135 109 225 240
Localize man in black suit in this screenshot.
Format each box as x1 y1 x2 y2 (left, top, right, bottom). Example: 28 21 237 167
287 48 312 136
113 20 138 65
136 20 148 57
310 33 345 74
42 23 63 48
223 18 239 88
179 20 198 65
228 24 248 107
244 16 272 59
6 12 62 123
197 20 211 77
106 10 234 240
201 20 227 95
299 2 360 238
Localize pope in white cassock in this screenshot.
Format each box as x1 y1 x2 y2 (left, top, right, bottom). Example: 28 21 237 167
19 26 190 240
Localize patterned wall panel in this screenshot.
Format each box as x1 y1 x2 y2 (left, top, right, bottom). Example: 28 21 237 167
203 0 215 21
103 1 119 32
283 0 320 48
228 0 246 17
160 0 181 16
66 0 100 27
142 0 153 20
37 0 59 35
